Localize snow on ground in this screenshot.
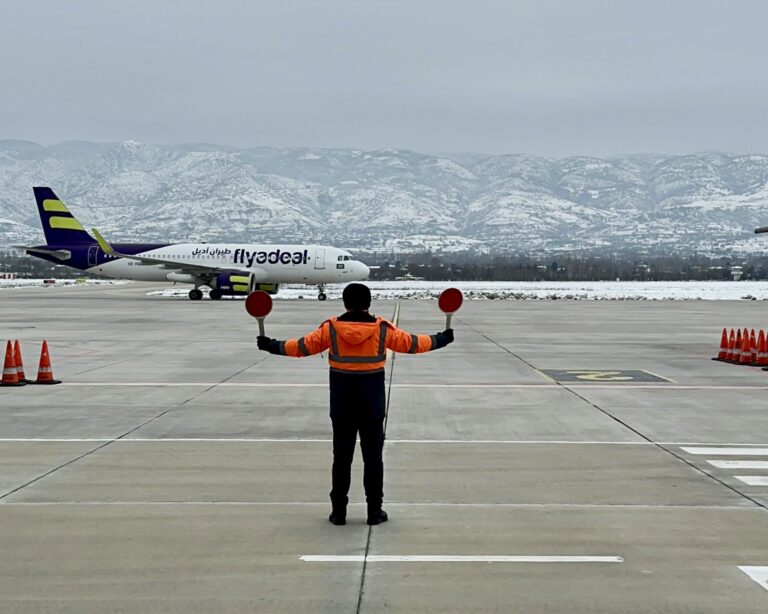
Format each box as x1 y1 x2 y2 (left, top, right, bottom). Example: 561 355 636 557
0 279 127 289
147 281 768 301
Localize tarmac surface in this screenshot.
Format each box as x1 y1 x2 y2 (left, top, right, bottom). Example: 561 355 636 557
1 282 768 612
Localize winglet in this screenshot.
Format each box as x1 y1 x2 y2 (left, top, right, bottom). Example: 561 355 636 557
91 228 116 256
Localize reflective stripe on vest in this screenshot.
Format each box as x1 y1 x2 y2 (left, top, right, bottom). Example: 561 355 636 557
408 334 419 354
328 321 388 365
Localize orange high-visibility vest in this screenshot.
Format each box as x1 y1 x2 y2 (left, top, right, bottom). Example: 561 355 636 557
279 316 438 373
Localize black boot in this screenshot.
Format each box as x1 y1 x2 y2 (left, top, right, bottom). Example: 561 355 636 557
329 509 346 525
367 509 388 525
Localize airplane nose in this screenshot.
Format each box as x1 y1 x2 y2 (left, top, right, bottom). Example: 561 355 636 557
358 262 370 278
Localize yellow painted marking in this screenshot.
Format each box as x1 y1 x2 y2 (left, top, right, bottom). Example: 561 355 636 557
233 284 250 292
567 370 634 382
230 276 250 284
42 199 69 212
49 216 84 231
91 228 115 255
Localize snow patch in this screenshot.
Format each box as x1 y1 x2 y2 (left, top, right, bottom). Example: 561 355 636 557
146 281 768 301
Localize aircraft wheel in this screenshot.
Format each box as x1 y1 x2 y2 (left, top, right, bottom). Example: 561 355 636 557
209 289 222 300
189 289 203 301
318 292 327 301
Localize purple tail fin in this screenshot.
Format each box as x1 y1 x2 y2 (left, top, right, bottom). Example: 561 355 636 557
33 187 96 246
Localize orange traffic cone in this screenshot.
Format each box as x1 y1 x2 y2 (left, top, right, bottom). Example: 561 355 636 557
713 328 729 361
13 340 30 383
763 330 768 371
726 329 736 362
756 330 768 367
33 340 61 385
750 329 758 363
739 330 752 365
732 329 743 363
1 340 25 386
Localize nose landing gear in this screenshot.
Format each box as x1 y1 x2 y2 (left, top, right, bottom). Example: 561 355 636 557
317 284 327 301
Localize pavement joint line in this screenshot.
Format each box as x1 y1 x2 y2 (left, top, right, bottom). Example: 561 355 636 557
301 555 625 564
356 301 400 614
463 320 768 514
68 337 206 377
0 357 266 501
564 383 768 514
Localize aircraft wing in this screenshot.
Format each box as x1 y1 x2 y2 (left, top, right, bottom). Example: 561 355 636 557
756 227 768 234
13 246 71 261
91 228 265 279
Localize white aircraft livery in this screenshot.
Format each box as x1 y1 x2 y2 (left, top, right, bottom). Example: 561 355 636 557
17 187 370 300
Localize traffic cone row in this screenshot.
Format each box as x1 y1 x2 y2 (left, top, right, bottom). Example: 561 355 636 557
713 328 768 369
1 340 61 386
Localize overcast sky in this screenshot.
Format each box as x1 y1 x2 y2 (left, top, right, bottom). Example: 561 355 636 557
1 0 767 156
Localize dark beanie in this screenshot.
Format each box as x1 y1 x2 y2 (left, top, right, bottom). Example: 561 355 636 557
343 283 371 310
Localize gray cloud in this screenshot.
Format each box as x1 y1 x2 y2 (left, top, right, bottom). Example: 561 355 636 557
1 0 766 156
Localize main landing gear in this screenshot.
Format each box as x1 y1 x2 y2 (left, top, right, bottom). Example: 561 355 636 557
188 289 203 301
317 284 327 301
208 289 222 300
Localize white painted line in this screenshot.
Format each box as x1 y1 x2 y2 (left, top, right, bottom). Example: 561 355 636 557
62 382 325 387
739 566 768 592
707 461 768 470
300 555 624 563
683 447 768 456
2 439 768 447
735 476 768 486
0 438 329 443
59 382 768 390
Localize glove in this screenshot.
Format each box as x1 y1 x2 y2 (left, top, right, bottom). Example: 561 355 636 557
434 328 454 349
257 336 280 354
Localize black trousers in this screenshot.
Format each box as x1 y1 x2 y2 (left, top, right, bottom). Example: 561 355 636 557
329 370 386 511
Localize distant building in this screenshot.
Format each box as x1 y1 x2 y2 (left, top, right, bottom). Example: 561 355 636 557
0 272 17 280
730 266 744 281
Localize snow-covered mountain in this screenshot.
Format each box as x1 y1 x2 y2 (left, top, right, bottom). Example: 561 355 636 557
1 140 767 255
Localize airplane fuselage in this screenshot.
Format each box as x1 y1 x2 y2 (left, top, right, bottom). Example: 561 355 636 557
31 242 368 285
22 187 370 299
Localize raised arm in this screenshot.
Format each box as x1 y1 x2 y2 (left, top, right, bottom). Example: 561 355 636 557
384 323 453 354
257 321 331 357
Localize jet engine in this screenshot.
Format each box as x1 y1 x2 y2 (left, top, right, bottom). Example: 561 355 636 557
211 271 256 296
253 283 280 295
208 272 280 300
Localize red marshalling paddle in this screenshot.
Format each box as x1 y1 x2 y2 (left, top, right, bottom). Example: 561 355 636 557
438 287 463 328
245 291 273 336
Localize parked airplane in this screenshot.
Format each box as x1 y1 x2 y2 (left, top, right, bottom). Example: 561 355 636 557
15 187 370 300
